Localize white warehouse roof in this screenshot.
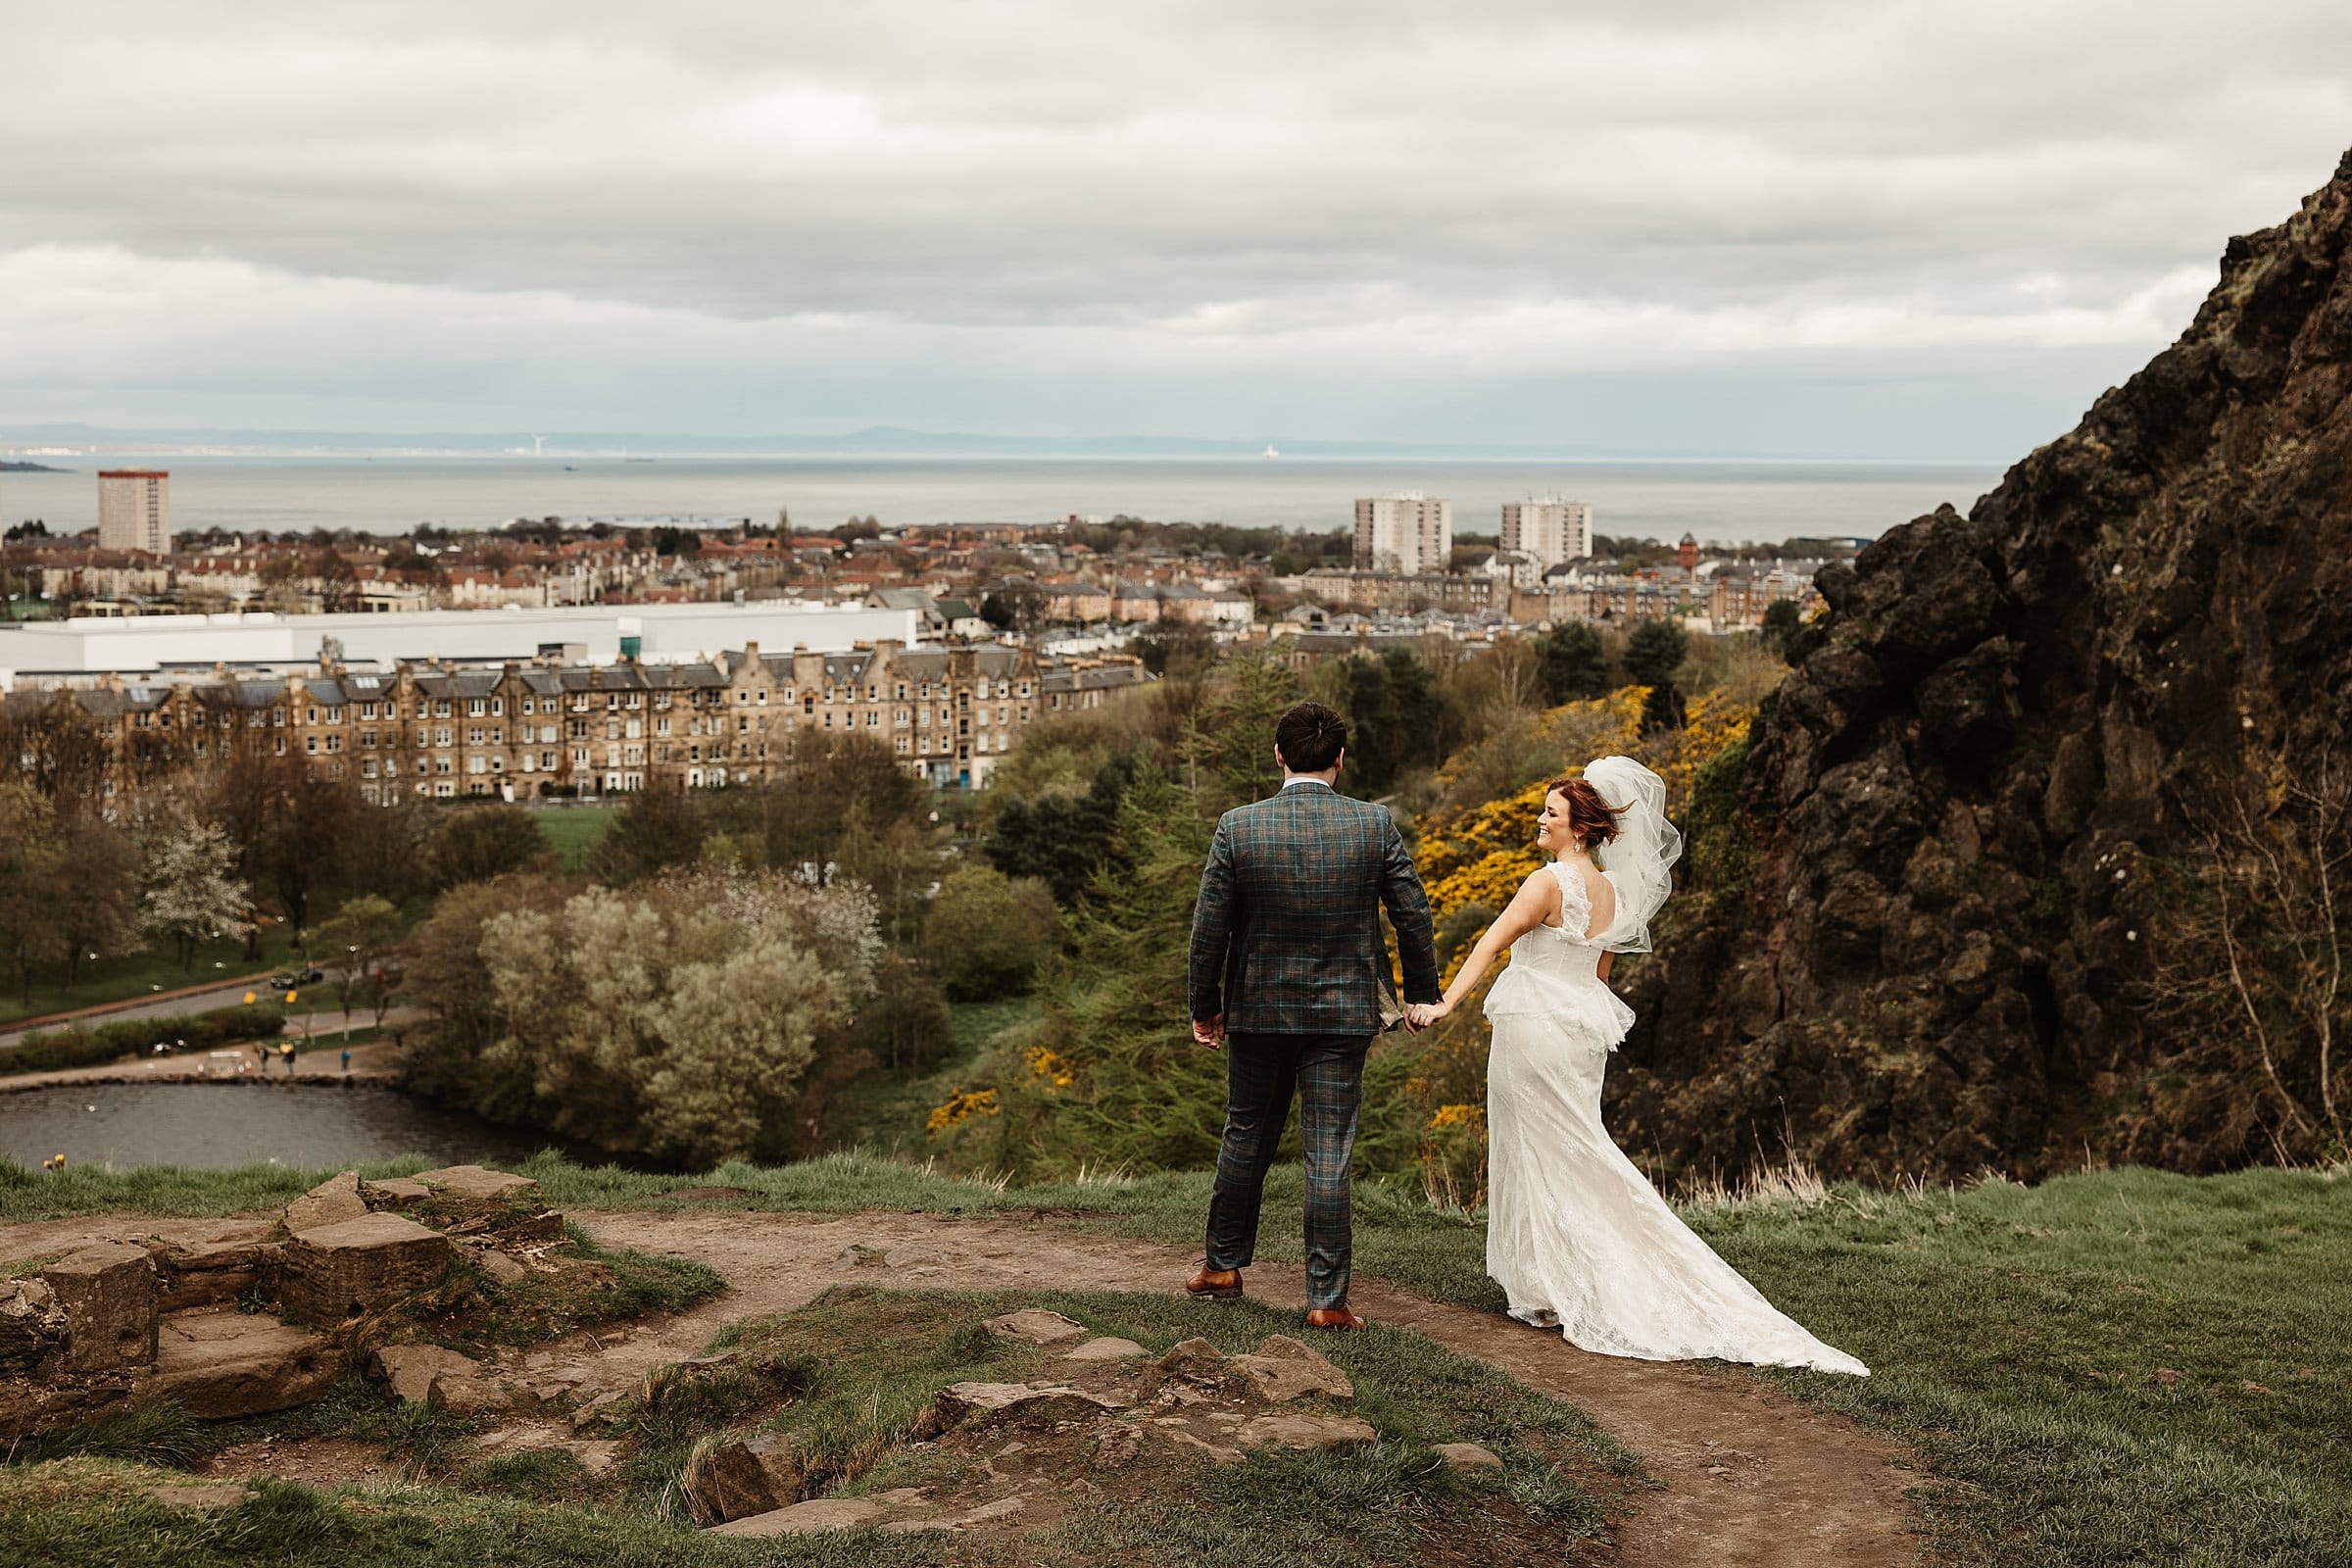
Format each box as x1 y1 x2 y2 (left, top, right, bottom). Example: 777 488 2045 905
0 602 919 678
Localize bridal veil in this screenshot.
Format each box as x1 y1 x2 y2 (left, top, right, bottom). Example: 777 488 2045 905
1583 755 1681 954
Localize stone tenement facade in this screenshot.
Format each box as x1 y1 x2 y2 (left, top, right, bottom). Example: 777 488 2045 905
2 641 1149 802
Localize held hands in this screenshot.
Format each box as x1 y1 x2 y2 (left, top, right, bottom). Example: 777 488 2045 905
1404 1000 1452 1031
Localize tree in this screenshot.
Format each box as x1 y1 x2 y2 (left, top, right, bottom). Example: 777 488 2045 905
137 807 255 970
339 796 437 905
312 548 364 612
430 805 558 889
1623 618 1689 687
316 894 406 1037
923 865 1063 1001
54 815 143 990
0 786 66 1001
1759 598 1802 654
1319 649 1443 796
399 874 566 1116
219 748 359 945
1130 620 1216 679
588 780 709 885
1187 651 1300 808
981 582 1047 635
1624 619 1690 730
832 807 936 947
0 691 115 809
700 733 929 884
847 955 954 1076
938 764 1232 1179
426 870 881 1164
1539 621 1611 704
2140 754 2352 1159
985 755 1134 906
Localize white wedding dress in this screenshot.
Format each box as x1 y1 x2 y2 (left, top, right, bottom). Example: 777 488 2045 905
1483 858 1869 1376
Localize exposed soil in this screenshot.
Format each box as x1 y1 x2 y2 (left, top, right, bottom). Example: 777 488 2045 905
569 1210 1922 1568
0 1206 1923 1564
201 1437 389 1489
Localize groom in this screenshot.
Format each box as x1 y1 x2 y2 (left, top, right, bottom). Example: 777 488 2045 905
1185 701 1441 1330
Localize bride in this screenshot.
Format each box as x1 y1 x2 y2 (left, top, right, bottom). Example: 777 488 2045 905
1406 757 1868 1376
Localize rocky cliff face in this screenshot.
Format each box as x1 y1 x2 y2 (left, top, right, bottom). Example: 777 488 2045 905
1614 148 2352 1184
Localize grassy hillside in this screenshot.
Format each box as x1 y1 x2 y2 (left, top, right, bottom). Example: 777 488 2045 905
3 1154 2343 1566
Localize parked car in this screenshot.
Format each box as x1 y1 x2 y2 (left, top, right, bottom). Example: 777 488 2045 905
270 968 324 991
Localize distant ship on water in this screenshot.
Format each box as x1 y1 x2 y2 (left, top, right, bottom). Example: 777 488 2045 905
1262 443 1280 459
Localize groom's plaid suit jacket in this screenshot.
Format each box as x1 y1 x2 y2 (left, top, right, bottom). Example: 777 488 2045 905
1188 780 1442 1036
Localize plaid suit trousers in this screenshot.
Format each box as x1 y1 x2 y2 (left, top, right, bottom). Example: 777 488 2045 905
1203 1031 1369 1309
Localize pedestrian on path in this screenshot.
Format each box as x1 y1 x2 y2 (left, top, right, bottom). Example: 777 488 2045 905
279 1041 296 1076
341 1047 352 1074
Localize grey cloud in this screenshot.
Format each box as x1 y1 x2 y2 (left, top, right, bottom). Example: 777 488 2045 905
2 2 2348 447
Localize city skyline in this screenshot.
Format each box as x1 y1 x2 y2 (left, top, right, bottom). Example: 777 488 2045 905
3 5 2349 459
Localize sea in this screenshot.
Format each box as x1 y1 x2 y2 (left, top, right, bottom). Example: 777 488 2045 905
0 455 2006 547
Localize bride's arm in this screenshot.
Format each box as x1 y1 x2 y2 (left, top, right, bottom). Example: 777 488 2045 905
1416 868 1560 1021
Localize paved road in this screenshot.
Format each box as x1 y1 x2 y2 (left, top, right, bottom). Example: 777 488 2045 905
0 969 381 1052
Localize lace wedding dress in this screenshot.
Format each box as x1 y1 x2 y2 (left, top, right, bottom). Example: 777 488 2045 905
1483 859 1869 1376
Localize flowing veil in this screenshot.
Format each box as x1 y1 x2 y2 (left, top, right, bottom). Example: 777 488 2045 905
1584 756 1681 953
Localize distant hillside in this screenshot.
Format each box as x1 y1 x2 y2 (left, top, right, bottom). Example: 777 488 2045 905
0 462 67 473
0 423 1760 461
1619 145 2352 1183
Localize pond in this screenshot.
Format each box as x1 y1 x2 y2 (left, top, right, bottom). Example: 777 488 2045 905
0 1082 571 1172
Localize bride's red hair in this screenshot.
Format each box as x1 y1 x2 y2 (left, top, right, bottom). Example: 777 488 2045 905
1545 776 1624 852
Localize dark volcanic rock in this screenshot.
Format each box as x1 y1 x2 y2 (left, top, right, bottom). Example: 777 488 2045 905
1617 148 2352 1183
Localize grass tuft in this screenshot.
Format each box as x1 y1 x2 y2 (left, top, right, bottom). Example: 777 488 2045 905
4 1400 206 1470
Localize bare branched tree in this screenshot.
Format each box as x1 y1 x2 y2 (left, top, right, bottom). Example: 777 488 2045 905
2140 750 2352 1156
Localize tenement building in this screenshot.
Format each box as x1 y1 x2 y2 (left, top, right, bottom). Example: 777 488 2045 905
0 640 1149 805
1298 566 1496 614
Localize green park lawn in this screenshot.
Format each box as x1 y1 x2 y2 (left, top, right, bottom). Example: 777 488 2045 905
0 928 318 1030
532 804 617 870
1 1152 2343 1567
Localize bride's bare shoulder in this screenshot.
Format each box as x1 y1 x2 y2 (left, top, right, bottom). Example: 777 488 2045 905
1512 864 1567 927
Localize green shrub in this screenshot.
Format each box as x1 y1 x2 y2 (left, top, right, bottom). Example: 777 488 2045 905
6 1002 287 1075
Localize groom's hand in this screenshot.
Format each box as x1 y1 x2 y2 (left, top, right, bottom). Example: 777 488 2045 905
1192 1014 1225 1048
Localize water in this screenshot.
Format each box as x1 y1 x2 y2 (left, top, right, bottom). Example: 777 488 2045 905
0 455 2003 546
0 1082 558 1171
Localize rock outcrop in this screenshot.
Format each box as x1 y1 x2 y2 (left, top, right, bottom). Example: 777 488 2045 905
0 1164 564 1439
1617 147 2352 1181
697 1330 1373 1539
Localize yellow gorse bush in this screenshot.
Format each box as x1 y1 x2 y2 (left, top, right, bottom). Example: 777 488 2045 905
1653 689 1755 810
926 1087 1001 1134
1025 1046 1077 1089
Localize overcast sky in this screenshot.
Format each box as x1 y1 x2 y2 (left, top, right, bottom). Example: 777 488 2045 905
4 1 2349 456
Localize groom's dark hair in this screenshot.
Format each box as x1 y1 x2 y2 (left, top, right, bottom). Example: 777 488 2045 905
1275 701 1348 773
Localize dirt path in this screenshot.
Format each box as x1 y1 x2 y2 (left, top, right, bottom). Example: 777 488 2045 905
0 1206 1922 1565
576 1209 1923 1568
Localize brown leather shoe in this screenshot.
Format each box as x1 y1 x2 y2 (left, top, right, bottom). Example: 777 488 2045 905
1304 1305 1365 1331
1186 1264 1245 1299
